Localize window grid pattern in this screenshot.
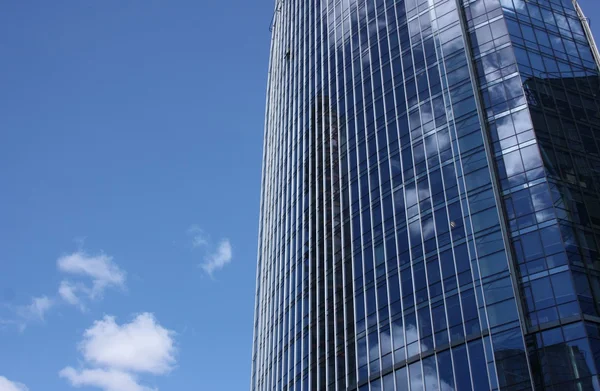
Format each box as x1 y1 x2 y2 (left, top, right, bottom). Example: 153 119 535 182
252 0 600 390
467 0 600 389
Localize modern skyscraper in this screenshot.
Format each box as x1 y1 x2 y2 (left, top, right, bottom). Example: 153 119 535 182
251 0 600 390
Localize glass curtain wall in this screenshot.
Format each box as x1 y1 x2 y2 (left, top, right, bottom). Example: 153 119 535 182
251 0 600 390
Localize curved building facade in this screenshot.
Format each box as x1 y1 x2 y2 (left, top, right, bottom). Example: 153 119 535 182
251 0 600 390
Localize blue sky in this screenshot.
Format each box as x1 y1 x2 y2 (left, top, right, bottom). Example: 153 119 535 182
0 2 599 391
0 2 272 391
580 0 600 44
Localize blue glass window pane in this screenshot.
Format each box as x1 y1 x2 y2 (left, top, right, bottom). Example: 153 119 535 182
562 322 586 341
383 372 395 391
437 350 455 390
487 299 519 327
476 231 505 257
452 345 472 390
531 277 554 309
478 250 508 278
471 207 500 232
550 272 576 305
392 318 404 351
521 231 544 261
395 366 409 390
468 339 491 390
461 289 478 321
484 277 515 304
540 225 563 255
541 327 564 346
465 167 491 192
447 296 462 328
410 361 424 391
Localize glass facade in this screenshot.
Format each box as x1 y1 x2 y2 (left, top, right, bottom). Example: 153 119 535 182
251 0 600 390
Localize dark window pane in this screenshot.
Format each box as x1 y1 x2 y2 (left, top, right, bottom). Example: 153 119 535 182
452 345 472 390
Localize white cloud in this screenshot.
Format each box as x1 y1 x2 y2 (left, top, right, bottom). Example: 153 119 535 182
58 281 86 311
5 295 54 332
59 368 154 391
57 251 126 298
200 239 233 277
0 376 28 391
19 296 53 321
60 313 175 391
79 313 175 374
1 248 126 330
187 225 208 248
188 225 234 277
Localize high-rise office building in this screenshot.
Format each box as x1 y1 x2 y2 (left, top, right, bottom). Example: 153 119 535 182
251 0 600 390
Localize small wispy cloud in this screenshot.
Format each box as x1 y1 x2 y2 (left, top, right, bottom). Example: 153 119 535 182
57 251 126 298
56 250 126 311
187 225 208 248
0 245 128 334
60 313 176 391
1 248 127 331
18 296 54 321
200 239 233 278
3 296 54 332
58 281 87 312
0 376 29 391
187 225 233 278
